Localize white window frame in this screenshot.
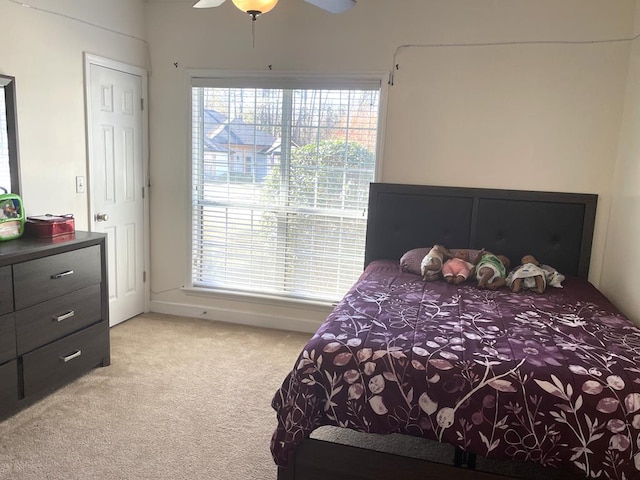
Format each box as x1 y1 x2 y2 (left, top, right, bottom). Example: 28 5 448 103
184 69 389 306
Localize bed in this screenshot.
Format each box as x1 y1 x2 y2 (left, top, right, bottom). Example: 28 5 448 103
271 183 640 480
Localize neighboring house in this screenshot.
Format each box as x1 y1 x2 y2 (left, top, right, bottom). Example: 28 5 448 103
202 109 279 182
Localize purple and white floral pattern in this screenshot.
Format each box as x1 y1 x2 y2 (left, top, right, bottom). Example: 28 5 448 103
271 261 640 479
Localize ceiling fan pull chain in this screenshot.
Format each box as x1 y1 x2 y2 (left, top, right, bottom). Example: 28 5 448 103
251 16 255 48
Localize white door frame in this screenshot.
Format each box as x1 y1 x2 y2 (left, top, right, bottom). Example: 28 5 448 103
83 53 150 315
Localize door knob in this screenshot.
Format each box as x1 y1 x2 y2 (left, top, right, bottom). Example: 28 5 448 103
95 213 109 222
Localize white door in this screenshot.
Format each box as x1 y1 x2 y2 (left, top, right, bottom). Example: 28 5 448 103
85 57 147 327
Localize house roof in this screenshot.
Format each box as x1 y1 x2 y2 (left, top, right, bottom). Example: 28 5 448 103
203 109 277 154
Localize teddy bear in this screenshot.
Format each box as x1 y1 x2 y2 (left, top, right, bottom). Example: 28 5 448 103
441 249 476 285
473 250 511 290
506 254 565 293
420 245 451 281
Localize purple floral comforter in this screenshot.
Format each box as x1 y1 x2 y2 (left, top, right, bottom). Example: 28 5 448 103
271 260 640 479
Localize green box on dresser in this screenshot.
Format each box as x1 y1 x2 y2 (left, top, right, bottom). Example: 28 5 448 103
0 231 110 419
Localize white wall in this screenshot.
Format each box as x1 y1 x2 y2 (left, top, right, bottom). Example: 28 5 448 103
601 1 640 324
146 0 638 332
0 0 147 230
385 42 629 286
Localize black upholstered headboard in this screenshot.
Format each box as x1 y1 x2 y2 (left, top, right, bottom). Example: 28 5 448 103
364 183 598 278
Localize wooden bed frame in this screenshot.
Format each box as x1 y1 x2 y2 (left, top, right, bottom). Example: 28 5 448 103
277 183 598 480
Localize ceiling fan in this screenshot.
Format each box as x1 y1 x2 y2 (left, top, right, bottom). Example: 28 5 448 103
193 0 357 20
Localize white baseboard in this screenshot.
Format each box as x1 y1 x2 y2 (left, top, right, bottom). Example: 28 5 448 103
149 300 321 334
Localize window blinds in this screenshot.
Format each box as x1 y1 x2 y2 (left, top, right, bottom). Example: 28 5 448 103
190 76 381 302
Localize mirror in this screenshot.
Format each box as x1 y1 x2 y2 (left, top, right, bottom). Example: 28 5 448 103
0 74 21 196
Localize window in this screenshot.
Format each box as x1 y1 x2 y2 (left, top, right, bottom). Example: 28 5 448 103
190 73 382 302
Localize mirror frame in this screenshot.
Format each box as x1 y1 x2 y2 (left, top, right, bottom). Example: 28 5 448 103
0 74 21 196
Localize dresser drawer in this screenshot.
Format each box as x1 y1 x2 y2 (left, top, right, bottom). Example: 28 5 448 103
22 322 108 398
0 266 12 315
15 284 102 355
0 360 18 412
13 245 101 310
0 313 16 364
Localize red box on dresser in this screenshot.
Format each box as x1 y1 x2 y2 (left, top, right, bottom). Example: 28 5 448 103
24 214 75 238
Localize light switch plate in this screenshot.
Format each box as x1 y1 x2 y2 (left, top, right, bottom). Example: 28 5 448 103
76 176 85 193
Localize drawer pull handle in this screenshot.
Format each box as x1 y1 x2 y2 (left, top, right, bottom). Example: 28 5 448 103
51 270 74 279
54 310 75 322
61 350 82 363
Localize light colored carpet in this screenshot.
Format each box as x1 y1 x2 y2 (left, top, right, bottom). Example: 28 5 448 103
0 313 310 480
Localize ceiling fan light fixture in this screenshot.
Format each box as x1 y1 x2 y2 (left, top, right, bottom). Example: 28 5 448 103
231 0 279 17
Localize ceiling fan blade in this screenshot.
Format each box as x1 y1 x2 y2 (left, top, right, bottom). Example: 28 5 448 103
304 0 356 14
193 0 227 8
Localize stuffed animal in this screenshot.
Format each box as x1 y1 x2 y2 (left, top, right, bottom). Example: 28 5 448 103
506 255 565 293
473 250 510 290
420 245 450 281
442 249 476 285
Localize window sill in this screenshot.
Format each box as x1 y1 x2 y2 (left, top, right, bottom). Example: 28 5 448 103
181 286 337 310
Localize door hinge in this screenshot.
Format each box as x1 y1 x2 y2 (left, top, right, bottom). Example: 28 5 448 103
143 271 146 282
142 186 145 199
141 98 144 111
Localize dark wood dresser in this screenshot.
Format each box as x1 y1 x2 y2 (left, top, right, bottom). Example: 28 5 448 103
0 231 110 419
